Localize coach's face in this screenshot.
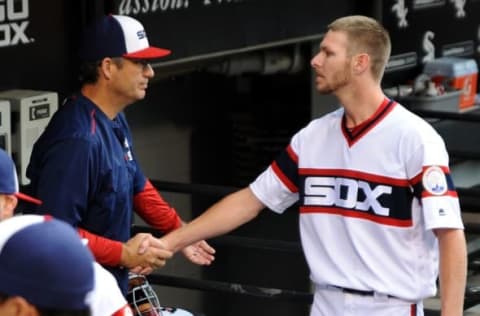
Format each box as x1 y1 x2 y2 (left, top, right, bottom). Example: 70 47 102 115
310 30 352 95
110 57 155 105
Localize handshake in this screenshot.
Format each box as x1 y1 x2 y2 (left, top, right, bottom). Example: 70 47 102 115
119 233 215 275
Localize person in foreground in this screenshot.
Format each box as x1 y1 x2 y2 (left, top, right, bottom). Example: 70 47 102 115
0 215 95 316
0 148 133 316
0 149 94 316
25 14 214 294
159 15 467 315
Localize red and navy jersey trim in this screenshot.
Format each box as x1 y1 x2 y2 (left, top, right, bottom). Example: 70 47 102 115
342 98 396 147
271 144 416 226
410 165 457 199
272 144 299 192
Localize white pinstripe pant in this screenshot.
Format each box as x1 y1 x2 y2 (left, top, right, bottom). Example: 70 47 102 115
310 285 423 316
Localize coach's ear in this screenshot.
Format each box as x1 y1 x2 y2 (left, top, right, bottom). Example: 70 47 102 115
0 296 40 316
98 57 118 81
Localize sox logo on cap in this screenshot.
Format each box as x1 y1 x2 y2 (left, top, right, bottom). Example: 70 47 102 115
79 14 171 62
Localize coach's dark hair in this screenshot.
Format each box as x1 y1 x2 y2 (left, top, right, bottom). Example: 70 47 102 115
78 58 125 85
78 60 101 85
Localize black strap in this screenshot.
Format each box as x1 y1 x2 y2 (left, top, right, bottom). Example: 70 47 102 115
333 286 396 299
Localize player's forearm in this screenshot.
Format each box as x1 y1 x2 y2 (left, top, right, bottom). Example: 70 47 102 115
437 228 467 315
163 187 264 252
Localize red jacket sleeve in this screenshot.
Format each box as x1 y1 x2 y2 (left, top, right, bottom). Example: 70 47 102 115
134 179 182 234
78 228 123 266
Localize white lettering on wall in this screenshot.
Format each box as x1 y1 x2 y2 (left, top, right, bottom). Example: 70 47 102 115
119 0 190 14
391 0 408 28
118 0 244 15
204 0 241 5
0 0 31 47
450 0 466 18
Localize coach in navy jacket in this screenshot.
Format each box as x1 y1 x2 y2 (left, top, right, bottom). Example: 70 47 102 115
26 14 214 294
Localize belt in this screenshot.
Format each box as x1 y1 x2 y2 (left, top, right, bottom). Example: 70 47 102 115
332 286 396 299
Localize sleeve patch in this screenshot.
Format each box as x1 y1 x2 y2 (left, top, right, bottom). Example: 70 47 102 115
422 166 448 196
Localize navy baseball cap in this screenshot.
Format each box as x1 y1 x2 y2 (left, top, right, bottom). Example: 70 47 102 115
0 215 95 310
0 148 41 205
79 14 171 62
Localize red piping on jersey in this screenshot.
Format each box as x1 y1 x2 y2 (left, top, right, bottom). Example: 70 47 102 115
410 165 458 198
299 168 410 187
300 206 413 227
286 145 298 163
112 304 133 316
410 165 451 186
422 190 458 198
272 161 298 192
342 98 396 147
409 172 423 186
410 304 417 316
90 109 96 134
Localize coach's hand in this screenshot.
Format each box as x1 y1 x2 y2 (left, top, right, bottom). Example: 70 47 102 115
121 233 173 271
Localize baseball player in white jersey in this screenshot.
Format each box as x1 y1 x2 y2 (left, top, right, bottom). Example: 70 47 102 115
158 15 467 315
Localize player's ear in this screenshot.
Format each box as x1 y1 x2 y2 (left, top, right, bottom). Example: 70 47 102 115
352 53 369 75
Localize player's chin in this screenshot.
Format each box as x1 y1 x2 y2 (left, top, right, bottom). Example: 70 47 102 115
316 84 331 94
315 79 327 91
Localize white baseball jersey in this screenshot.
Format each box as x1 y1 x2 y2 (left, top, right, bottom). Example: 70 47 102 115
90 262 133 316
250 99 463 302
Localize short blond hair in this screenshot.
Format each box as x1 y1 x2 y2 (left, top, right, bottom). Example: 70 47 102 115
328 15 391 81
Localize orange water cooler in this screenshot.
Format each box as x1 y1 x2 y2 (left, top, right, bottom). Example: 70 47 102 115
424 57 478 110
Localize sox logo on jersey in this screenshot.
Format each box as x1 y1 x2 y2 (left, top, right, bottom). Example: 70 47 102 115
304 176 392 216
